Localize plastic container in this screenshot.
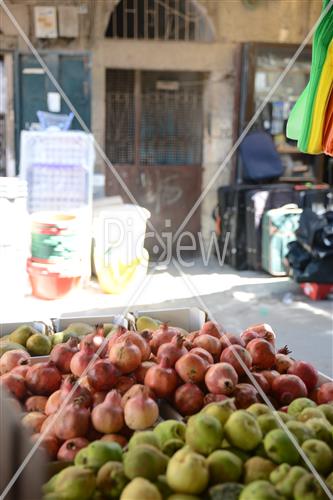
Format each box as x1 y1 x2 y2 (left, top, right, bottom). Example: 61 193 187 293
27 259 80 300
93 204 150 294
37 111 74 131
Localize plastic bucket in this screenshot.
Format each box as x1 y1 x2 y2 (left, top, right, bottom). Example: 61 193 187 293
27 258 81 300
93 204 150 293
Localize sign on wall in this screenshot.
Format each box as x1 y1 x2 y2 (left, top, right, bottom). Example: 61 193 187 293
34 6 57 38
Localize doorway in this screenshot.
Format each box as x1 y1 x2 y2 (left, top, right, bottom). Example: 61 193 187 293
105 69 204 255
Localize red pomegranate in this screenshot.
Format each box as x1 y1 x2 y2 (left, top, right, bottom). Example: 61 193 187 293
246 338 275 370
175 353 208 383
25 361 62 396
240 329 260 346
199 320 223 339
87 359 117 392
234 383 259 409
205 362 238 395
260 370 280 391
275 353 294 374
190 347 214 365
243 323 276 345
0 373 26 400
144 356 178 398
220 345 252 376
57 437 89 462
288 360 318 392
316 382 333 404
174 383 204 416
193 334 222 359
272 374 307 405
220 334 245 351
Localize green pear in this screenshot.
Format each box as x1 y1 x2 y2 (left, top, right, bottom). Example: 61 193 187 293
326 471 333 491
257 414 279 435
254 442 269 459
103 323 117 335
128 431 160 450
0 342 27 356
224 410 262 451
123 444 168 481
318 404 333 424
42 466 96 500
273 410 292 423
287 398 316 417
297 407 326 422
154 474 174 499
136 316 159 332
274 465 307 498
168 495 200 500
120 478 162 500
243 457 276 484
301 439 333 475
247 403 271 417
264 429 300 465
51 331 79 345
185 414 223 455
227 447 251 462
9 325 38 346
75 441 122 471
26 333 51 355
162 438 184 457
293 473 328 500
201 399 236 426
97 461 128 498
207 450 243 484
270 463 291 485
166 447 209 495
208 483 244 500
63 323 93 336
286 420 315 444
239 480 283 500
154 420 186 448
305 418 332 445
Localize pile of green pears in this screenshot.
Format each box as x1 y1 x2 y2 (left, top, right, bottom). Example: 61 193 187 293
43 397 333 500
0 325 52 356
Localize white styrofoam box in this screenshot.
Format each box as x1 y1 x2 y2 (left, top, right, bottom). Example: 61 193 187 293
132 307 207 333
0 321 51 337
54 313 128 332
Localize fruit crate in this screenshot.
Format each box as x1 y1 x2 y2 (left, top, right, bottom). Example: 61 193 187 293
52 312 128 332
129 307 207 332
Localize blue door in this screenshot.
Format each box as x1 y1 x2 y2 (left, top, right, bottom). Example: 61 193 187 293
15 52 91 169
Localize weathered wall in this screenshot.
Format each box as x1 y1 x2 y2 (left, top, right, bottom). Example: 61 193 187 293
0 0 322 241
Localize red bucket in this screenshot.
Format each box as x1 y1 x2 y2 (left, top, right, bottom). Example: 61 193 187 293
27 259 80 300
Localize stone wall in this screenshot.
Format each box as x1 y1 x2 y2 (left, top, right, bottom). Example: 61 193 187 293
0 0 322 241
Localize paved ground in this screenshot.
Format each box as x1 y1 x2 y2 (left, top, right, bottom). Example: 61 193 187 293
2 257 332 376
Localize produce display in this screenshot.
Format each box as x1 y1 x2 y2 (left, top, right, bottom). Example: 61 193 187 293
1 315 333 499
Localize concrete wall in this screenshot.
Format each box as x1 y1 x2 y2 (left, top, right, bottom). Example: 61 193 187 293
1 0 322 241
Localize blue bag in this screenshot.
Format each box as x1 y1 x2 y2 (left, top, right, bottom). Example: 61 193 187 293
239 131 284 182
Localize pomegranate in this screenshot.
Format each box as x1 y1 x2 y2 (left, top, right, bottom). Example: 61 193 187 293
109 338 142 373
174 383 204 416
40 414 59 439
275 353 295 374
272 374 308 405
288 360 318 392
57 437 89 462
54 398 90 440
124 390 159 430
31 434 59 460
114 375 136 395
309 387 320 403
203 393 229 405
121 385 156 408
250 372 270 394
149 324 180 354
21 411 47 433
186 331 199 343
220 334 245 351
25 361 62 396
86 425 103 442
244 323 276 345
133 361 156 383
240 329 260 346
190 347 214 365
175 352 208 383
0 349 30 375
220 345 252 376
11 363 30 378
45 390 62 415
260 370 280 391
199 320 223 338
121 331 151 361
50 337 79 373
83 324 109 357
144 356 178 398
70 341 98 378
59 375 92 408
205 362 238 395
92 390 124 434
87 359 117 392
157 334 188 366
0 373 26 400
317 382 333 404
25 395 48 413
234 383 259 409
193 334 222 359
246 338 275 370
101 434 127 447
92 391 107 407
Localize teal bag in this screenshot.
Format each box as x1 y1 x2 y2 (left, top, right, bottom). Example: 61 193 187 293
262 205 302 276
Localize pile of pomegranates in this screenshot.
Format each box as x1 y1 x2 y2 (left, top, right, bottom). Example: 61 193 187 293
0 319 332 463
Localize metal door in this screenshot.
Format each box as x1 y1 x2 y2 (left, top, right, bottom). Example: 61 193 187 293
105 69 204 256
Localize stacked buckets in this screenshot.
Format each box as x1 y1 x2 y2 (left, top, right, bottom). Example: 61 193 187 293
28 213 82 299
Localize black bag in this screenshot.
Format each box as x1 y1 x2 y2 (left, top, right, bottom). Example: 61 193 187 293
296 210 333 258
239 131 284 182
297 188 333 213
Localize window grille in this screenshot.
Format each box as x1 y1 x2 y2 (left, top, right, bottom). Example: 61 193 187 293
105 0 214 42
